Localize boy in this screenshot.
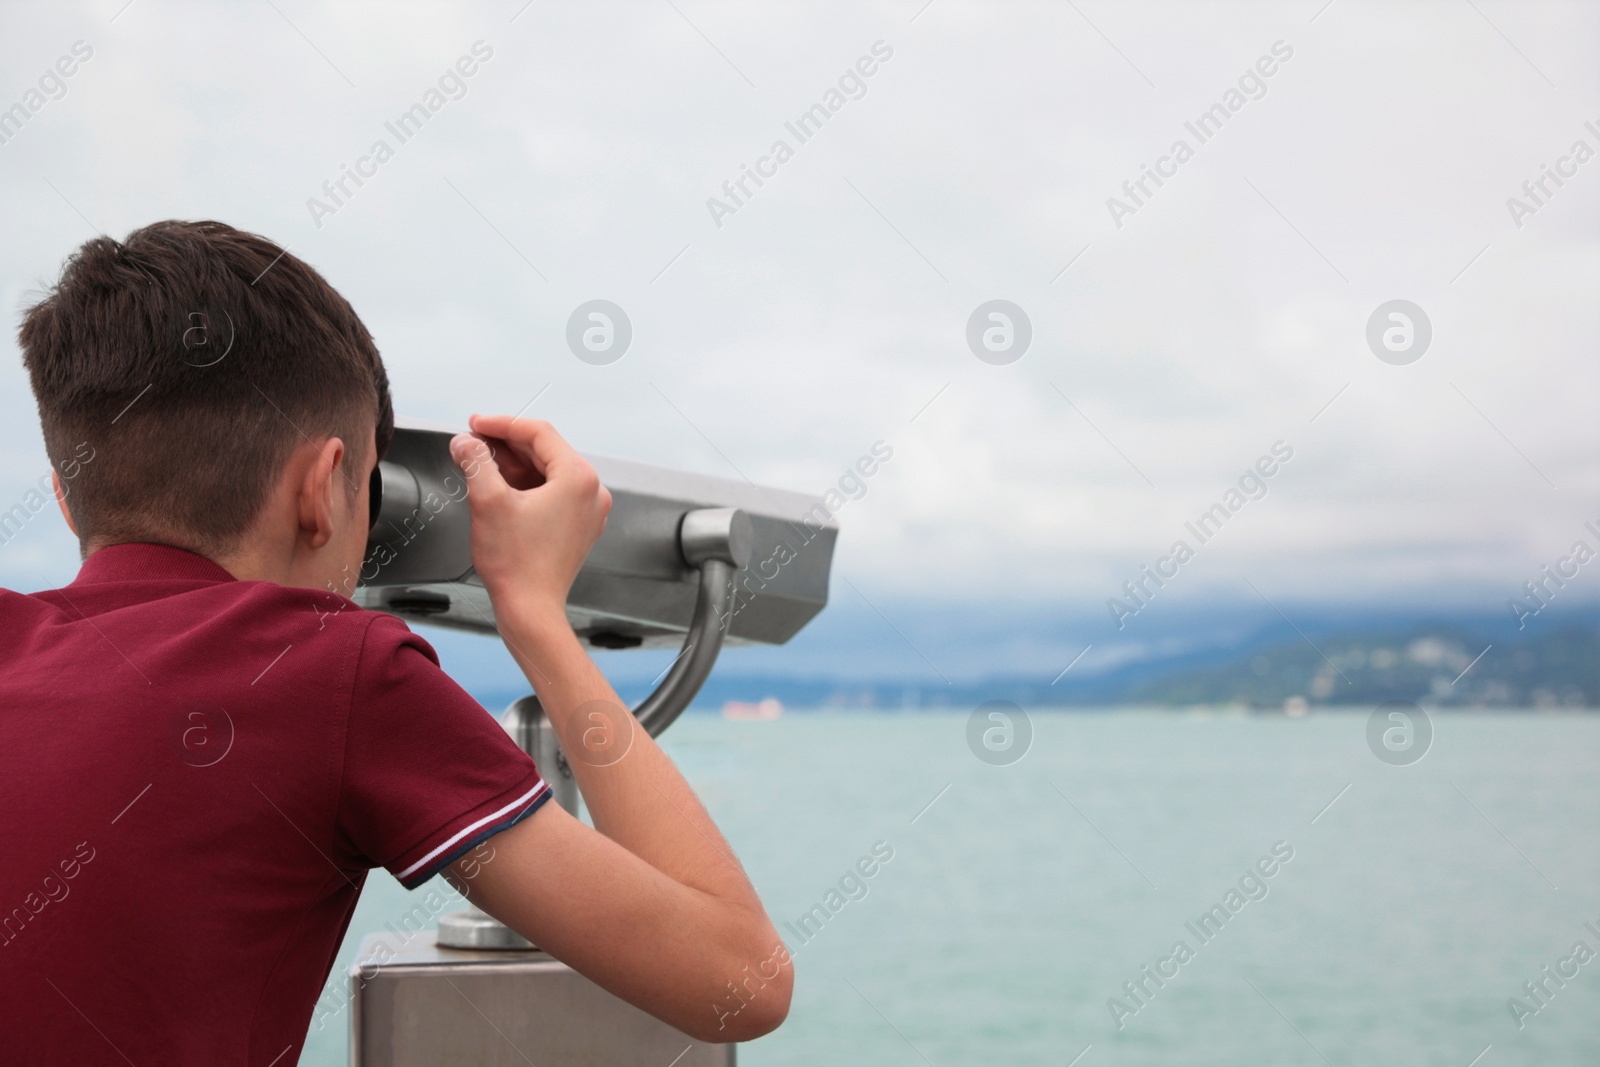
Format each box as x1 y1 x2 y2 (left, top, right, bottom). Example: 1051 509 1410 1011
0 220 790 1064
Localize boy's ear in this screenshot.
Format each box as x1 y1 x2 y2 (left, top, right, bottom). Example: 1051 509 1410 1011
296 437 348 550
51 471 79 536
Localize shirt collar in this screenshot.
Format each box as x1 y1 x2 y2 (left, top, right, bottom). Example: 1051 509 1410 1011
71 542 238 586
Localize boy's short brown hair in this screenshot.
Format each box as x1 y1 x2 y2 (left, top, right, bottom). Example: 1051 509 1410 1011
19 220 393 556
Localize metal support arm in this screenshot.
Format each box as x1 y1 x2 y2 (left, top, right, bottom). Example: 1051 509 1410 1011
633 558 734 736
634 506 750 736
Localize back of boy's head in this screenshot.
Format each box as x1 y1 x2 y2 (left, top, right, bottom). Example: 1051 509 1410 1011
19 220 394 558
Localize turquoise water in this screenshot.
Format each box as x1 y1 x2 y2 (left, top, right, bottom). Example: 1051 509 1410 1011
302 710 1599 1066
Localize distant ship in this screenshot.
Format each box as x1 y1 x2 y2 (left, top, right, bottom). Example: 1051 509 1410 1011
722 698 783 721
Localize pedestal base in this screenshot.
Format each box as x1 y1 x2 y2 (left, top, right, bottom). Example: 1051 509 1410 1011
350 933 735 1066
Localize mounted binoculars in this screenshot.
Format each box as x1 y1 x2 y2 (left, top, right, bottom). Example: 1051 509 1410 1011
355 417 838 739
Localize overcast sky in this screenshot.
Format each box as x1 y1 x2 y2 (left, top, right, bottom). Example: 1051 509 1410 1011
2 1 1596 661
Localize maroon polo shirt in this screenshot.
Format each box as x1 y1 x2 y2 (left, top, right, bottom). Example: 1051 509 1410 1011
0 543 550 1065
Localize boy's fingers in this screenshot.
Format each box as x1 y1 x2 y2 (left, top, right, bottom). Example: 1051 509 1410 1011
469 414 582 478
450 434 511 506
473 433 545 490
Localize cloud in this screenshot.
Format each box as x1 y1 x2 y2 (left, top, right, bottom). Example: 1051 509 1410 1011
1 0 1595 619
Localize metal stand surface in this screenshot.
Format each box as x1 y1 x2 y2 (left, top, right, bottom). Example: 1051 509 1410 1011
350 935 734 1067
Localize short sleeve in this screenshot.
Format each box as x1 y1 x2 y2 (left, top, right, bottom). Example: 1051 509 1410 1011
337 613 550 888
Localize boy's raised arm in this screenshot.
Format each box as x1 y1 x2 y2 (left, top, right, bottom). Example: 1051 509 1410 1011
443 415 791 1043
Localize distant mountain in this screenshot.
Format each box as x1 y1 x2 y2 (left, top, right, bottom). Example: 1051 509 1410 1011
538 622 1599 712
447 598 1600 713
1123 624 1597 709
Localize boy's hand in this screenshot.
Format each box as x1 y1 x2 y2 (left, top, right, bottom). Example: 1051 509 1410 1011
450 415 611 627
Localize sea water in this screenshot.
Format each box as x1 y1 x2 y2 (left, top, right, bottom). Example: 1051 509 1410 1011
300 709 1599 1066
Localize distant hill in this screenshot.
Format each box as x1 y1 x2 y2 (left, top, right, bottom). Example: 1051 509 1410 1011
545 622 1599 712
1122 624 1597 709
